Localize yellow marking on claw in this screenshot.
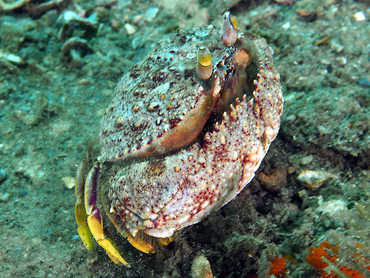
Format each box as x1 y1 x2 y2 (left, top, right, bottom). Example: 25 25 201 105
87 214 131 267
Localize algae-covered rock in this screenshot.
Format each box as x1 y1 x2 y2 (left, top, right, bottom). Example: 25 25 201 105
191 254 213 278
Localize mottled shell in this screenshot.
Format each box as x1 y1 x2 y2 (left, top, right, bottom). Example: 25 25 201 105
101 29 283 238
100 27 232 162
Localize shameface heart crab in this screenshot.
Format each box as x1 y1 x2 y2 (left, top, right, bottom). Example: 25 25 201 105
75 12 283 267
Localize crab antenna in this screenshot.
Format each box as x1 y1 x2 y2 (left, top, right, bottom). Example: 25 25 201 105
196 46 213 80
222 11 238 46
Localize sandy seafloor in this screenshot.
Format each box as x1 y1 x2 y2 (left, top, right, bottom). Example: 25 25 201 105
1 0 370 277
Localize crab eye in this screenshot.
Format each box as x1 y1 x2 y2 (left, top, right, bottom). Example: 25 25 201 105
222 11 238 46
196 46 213 80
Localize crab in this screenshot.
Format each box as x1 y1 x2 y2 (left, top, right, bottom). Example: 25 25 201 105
75 12 283 267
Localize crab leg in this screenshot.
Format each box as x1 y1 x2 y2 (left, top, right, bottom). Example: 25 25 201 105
75 158 94 251
84 162 130 267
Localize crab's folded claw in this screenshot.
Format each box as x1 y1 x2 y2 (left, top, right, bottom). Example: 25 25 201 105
87 207 130 267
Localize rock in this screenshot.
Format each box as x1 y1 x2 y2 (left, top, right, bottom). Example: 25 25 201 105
300 155 313 165
145 7 159 22
0 192 9 202
258 168 287 192
0 169 7 183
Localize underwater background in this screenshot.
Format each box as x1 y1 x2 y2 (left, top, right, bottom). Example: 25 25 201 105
0 0 370 277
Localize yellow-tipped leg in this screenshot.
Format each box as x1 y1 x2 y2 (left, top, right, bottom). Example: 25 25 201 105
127 232 174 254
87 208 131 267
127 232 157 254
157 235 175 248
75 160 94 251
75 202 94 250
77 225 94 250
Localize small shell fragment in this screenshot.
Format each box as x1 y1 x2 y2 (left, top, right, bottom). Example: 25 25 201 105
6 54 25 65
124 23 136 35
353 12 366 22
0 192 9 202
191 254 213 278
0 168 7 183
297 170 338 189
62 176 76 189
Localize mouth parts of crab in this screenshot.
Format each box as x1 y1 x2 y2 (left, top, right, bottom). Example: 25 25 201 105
212 46 254 117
